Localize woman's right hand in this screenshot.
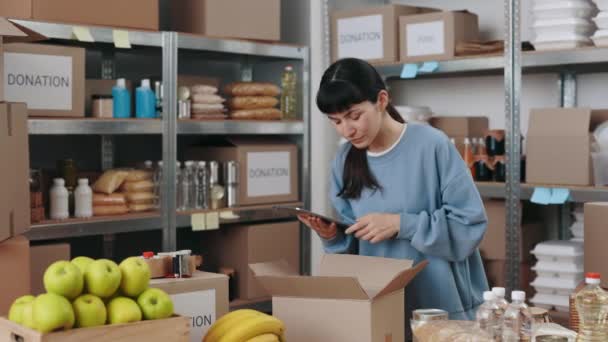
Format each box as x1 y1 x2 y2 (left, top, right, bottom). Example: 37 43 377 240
297 214 338 240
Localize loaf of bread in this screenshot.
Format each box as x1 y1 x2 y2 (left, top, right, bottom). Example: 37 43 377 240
120 180 154 193
228 96 279 110
192 103 224 112
93 193 127 206
192 93 225 104
191 84 218 94
92 170 130 194
413 321 493 342
129 203 156 212
223 82 280 97
230 108 282 120
93 205 129 216
125 192 156 204
125 170 152 182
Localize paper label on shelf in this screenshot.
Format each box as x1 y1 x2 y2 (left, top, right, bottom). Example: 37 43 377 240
247 151 291 197
531 187 552 205
170 290 216 342
206 211 220 230
4 53 73 110
406 20 445 57
400 64 418 78
113 30 131 49
549 188 570 204
191 213 206 231
419 61 439 72
72 26 94 42
337 14 384 60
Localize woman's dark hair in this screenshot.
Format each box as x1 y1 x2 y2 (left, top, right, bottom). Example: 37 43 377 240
316 58 404 200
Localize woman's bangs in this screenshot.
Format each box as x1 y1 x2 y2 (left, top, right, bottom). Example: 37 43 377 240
316 80 366 115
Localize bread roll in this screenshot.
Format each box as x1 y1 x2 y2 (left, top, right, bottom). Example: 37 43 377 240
120 180 154 193
192 93 225 104
125 170 152 182
93 205 129 216
93 193 127 206
92 170 129 194
230 108 282 120
223 82 280 97
125 192 156 204
191 84 218 94
228 96 279 110
129 203 156 212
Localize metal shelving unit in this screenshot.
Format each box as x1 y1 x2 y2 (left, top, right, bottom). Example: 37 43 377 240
477 182 608 203
177 120 305 135
28 119 162 135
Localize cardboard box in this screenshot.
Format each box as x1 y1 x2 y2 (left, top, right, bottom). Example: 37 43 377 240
0 236 30 315
429 116 488 154
171 0 280 41
331 4 435 64
150 271 229 342
30 243 70 295
0 0 158 30
4 43 85 117
0 102 30 243
527 108 608 186
186 138 299 206
399 11 479 63
584 202 608 287
479 200 545 263
250 254 427 342
0 18 38 103
202 221 300 300
483 259 534 298
85 79 133 116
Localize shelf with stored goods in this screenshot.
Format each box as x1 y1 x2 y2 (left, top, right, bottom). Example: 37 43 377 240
175 202 304 228
28 118 162 135
476 182 608 203
177 119 305 135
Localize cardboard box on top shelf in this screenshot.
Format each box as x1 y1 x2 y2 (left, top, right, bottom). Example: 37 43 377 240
584 202 608 287
171 0 280 41
0 102 30 243
3 43 85 117
186 138 299 206
0 236 30 315
30 243 70 295
429 116 488 154
201 221 300 300
331 4 437 64
85 79 133 117
399 11 479 63
0 0 158 30
150 271 229 342
527 108 608 186
250 254 427 342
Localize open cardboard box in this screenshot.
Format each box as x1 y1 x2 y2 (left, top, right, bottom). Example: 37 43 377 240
250 254 427 342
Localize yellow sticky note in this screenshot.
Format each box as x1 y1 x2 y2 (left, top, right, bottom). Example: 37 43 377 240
191 213 206 231
72 26 94 42
113 30 131 49
206 212 220 231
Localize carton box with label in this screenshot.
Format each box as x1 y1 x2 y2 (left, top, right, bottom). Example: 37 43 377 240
3 43 85 117
171 0 280 41
399 11 479 63
0 236 30 315
30 243 70 295
527 108 608 186
584 202 608 287
0 102 30 243
202 221 300 300
250 254 427 342
331 4 436 64
186 138 299 206
150 271 229 342
429 116 488 154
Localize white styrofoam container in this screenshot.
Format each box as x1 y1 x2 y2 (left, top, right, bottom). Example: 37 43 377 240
533 37 593 50
593 11 608 28
532 277 580 296
533 261 584 281
570 221 584 238
595 0 608 11
592 28 608 45
531 240 584 263
534 1 597 20
533 18 596 37
531 293 571 312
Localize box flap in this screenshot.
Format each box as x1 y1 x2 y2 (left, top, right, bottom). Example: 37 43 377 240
528 108 591 137
249 259 299 276
0 18 26 38
373 260 428 299
0 18 46 43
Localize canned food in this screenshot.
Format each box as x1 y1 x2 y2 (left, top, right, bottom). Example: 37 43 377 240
412 309 449 321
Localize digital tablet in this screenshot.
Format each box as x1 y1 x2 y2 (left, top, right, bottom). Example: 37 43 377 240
273 205 350 231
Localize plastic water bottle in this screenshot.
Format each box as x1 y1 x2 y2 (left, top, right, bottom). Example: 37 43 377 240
183 161 195 210
136 79 156 118
493 287 510 314
280 65 297 119
477 291 501 340
154 161 163 208
176 162 183 211
112 78 131 118
196 161 209 210
576 272 608 341
502 291 533 342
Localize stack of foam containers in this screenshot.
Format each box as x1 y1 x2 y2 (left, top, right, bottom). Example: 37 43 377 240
592 0 608 45
532 0 598 50
530 240 584 312
570 208 584 242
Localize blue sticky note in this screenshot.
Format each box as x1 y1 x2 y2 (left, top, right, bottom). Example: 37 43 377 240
419 61 439 73
530 187 552 205
549 188 570 204
400 64 418 79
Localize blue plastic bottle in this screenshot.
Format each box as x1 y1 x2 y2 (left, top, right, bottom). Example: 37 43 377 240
112 78 131 118
136 79 157 119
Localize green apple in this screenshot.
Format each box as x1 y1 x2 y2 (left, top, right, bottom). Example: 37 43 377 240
43 261 84 300
85 259 122 298
32 293 75 333
107 297 142 324
71 256 94 276
72 294 107 328
21 300 36 330
8 295 35 325
119 257 151 297
137 288 173 320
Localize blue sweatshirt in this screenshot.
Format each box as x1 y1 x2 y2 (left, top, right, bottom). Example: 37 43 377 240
324 123 488 320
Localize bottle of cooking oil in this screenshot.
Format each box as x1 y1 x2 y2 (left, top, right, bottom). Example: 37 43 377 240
501 291 533 342
280 65 297 119
576 272 608 341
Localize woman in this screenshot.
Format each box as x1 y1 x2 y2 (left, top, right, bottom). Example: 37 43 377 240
299 58 489 322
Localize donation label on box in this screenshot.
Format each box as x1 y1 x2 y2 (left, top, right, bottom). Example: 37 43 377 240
337 14 384 60
171 289 216 342
4 52 73 110
406 20 445 57
247 151 291 197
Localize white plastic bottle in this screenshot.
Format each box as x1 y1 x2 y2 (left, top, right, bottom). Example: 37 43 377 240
50 178 69 220
502 290 533 342
477 291 501 340
74 178 93 218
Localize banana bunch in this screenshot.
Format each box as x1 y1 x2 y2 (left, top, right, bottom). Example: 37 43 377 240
204 309 286 342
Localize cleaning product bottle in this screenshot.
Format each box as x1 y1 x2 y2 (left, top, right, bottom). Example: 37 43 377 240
136 79 156 119
576 272 608 341
112 78 131 118
502 290 533 342
477 291 501 340
280 65 297 119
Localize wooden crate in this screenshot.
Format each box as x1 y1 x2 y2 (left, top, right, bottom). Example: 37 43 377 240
0 315 189 342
